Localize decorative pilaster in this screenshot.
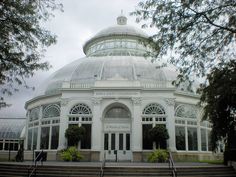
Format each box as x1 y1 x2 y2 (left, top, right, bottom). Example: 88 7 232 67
58 99 69 150
165 98 176 151
131 97 142 151
91 97 103 159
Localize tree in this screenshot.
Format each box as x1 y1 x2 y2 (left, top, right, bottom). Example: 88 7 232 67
0 0 62 108
149 124 169 149
131 0 236 83
199 60 236 152
65 125 86 147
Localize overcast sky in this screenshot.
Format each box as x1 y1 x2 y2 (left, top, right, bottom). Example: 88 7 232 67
0 0 154 118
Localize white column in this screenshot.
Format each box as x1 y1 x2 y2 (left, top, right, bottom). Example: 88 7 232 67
131 97 142 151
91 98 103 151
58 99 69 150
197 126 201 152
37 106 43 150
165 98 176 151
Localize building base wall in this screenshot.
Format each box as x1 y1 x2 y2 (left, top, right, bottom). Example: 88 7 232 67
172 152 223 162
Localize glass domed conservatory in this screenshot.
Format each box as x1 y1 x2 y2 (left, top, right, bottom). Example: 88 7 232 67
24 15 216 161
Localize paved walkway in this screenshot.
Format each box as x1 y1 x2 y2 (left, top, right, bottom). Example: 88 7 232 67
0 161 225 168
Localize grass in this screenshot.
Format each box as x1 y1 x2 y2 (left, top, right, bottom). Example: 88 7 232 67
198 159 223 164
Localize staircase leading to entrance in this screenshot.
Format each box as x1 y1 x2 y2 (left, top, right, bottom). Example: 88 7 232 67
0 163 235 177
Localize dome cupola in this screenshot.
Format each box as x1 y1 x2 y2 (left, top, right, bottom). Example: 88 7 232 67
83 15 149 57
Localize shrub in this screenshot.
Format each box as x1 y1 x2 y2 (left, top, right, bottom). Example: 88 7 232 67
148 149 169 163
61 147 83 162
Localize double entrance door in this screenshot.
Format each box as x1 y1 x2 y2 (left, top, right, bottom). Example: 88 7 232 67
104 132 132 161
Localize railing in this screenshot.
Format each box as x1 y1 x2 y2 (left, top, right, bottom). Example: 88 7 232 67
168 151 177 177
100 152 106 177
28 150 44 177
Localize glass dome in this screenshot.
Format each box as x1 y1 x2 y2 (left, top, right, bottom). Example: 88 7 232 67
31 15 197 98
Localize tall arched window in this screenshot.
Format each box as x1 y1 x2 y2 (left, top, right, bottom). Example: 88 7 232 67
43 104 60 118
68 103 92 149
175 104 198 151
142 103 167 150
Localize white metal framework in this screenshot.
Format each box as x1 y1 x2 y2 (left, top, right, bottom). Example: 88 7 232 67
43 104 60 118
69 103 92 115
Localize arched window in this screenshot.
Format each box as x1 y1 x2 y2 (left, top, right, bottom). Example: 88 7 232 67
142 103 167 150
29 107 40 121
175 104 198 151
105 106 131 118
175 105 197 119
43 104 60 118
69 103 92 115
142 103 165 115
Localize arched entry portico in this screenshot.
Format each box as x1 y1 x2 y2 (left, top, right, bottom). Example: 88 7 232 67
102 103 132 161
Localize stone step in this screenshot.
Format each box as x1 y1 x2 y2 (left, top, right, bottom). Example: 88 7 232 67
0 163 235 177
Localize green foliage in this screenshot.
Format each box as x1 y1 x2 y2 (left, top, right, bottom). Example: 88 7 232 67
65 125 86 147
149 124 169 149
131 0 236 83
61 147 83 162
148 149 169 163
199 60 236 151
0 0 63 107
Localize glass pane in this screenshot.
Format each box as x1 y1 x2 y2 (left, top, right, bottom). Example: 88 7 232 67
27 129 32 150
142 124 153 150
81 124 91 149
4 142 9 150
0 142 3 150
105 107 130 118
208 130 212 151
126 134 130 150
175 126 186 150
201 129 207 151
188 127 198 151
51 126 59 149
33 127 38 150
40 127 50 149
119 134 123 150
10 142 14 150
104 133 108 150
14 143 18 151
111 133 115 150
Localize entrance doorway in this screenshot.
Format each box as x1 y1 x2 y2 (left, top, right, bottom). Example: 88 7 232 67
104 132 131 161
103 103 132 161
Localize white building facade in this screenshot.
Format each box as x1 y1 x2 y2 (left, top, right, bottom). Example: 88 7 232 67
24 15 214 161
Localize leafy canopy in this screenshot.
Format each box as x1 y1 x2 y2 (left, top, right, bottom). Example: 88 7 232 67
149 124 169 149
65 125 86 147
131 0 236 83
200 60 236 151
0 0 62 107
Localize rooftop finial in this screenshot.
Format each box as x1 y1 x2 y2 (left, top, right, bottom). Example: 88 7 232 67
117 10 127 25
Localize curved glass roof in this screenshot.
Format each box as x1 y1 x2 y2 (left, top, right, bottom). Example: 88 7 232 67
0 118 25 139
83 15 149 57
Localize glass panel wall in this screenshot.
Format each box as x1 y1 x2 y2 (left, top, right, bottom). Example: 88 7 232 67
175 126 186 150
51 126 59 149
81 124 91 149
201 129 207 151
142 124 153 150
40 127 50 149
188 127 198 151
27 129 32 150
